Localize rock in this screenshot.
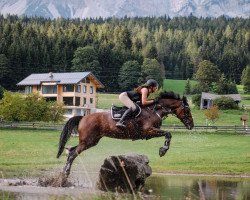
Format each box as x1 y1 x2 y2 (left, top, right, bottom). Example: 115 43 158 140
97 154 152 193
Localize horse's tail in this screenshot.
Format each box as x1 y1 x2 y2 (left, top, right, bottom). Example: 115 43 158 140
56 116 83 158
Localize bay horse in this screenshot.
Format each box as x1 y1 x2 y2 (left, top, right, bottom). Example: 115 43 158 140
57 91 194 176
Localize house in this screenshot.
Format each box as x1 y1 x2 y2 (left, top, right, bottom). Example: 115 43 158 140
200 92 241 109
17 72 104 117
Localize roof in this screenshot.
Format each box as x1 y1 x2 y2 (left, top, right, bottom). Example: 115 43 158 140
201 92 241 101
17 72 104 88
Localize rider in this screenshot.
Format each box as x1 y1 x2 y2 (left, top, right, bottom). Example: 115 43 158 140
116 79 159 128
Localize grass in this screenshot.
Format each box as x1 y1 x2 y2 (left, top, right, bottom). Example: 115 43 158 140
1 128 250 178
163 79 197 95
96 79 250 126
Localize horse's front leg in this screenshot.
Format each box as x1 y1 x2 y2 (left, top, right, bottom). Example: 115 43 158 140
159 131 172 157
145 128 172 157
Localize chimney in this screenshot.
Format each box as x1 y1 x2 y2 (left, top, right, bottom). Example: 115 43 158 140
49 72 53 78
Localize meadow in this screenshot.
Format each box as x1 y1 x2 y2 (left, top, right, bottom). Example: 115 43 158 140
97 79 250 126
1 79 250 179
0 129 250 178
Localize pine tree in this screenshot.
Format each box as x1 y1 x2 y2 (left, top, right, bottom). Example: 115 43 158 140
184 79 191 95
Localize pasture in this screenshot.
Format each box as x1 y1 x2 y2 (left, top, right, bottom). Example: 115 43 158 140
0 129 249 178
97 79 250 126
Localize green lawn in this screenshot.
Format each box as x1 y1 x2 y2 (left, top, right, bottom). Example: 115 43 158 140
96 79 250 126
163 79 197 95
0 129 249 178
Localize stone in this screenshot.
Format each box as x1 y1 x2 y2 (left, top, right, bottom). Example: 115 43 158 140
97 154 152 193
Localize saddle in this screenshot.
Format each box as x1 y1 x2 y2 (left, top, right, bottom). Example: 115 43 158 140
111 104 141 120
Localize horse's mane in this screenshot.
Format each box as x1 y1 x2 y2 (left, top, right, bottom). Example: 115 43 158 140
159 91 188 105
159 91 181 100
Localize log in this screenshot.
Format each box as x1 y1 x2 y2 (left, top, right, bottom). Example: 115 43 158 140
97 154 152 193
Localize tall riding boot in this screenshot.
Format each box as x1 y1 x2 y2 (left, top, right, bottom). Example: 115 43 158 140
116 108 133 128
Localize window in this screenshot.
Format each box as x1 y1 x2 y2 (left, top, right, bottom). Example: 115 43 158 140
25 86 32 94
75 97 80 106
90 86 93 94
90 98 93 104
76 109 82 115
83 85 87 93
65 109 72 115
45 97 57 102
63 85 74 92
63 97 74 106
42 85 57 94
83 77 90 83
76 85 81 93
83 97 86 105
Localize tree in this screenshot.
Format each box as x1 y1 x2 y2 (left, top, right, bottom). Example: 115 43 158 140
241 65 250 93
214 74 238 94
118 60 141 91
0 85 5 100
72 46 102 77
0 54 11 88
204 105 220 124
141 58 164 87
184 79 191 95
195 60 221 88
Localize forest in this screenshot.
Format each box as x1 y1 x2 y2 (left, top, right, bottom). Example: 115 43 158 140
0 14 249 92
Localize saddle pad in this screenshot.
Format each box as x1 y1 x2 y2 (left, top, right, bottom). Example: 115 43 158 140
110 104 141 120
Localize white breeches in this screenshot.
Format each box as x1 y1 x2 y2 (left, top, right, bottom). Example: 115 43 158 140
119 92 137 111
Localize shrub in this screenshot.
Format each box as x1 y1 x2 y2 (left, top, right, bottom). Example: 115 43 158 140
213 96 238 110
0 91 65 122
204 105 220 124
192 94 201 107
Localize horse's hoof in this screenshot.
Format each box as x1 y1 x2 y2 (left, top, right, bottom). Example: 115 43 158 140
159 147 168 157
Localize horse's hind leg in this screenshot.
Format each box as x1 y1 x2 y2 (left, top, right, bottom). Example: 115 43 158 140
63 137 102 176
159 132 172 157
63 146 78 176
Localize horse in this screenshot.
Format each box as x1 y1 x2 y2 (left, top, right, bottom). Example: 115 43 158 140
57 91 194 176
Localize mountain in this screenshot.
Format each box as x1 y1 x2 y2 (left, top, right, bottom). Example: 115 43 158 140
0 0 249 19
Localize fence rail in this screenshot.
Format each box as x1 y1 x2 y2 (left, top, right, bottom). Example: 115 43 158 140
0 121 64 131
162 124 249 133
0 121 249 134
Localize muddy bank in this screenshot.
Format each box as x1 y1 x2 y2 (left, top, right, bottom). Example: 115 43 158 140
0 171 104 199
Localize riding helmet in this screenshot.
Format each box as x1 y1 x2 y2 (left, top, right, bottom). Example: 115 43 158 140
146 79 159 88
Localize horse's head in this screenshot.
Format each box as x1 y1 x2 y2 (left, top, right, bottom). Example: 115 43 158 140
158 91 194 130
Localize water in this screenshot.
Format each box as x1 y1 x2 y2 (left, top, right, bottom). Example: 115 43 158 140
145 174 250 200
1 175 250 199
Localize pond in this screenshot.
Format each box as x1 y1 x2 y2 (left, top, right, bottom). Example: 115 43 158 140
145 174 250 200
1 174 250 199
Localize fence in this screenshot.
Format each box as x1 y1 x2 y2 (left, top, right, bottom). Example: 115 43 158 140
161 124 250 134
0 121 64 131
0 121 249 134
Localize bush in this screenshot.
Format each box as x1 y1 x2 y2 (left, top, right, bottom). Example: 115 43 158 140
192 94 201 107
213 96 238 110
0 91 65 122
204 105 220 124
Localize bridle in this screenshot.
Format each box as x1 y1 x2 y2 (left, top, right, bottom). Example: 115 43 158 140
153 100 191 125
174 101 191 125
